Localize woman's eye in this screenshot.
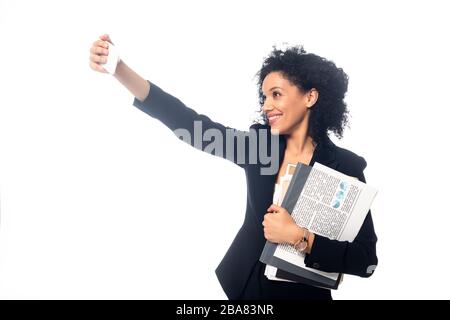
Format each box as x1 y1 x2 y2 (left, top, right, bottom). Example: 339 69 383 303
262 92 280 100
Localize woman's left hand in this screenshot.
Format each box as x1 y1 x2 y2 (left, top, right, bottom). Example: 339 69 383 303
262 203 299 244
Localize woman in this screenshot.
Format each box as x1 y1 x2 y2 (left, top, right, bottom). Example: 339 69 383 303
89 35 378 300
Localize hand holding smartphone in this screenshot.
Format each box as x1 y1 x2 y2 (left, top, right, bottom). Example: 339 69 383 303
102 41 120 75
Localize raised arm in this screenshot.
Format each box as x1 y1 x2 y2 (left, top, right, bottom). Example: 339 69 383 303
130 78 253 169
89 35 253 169
114 59 150 103
89 34 150 102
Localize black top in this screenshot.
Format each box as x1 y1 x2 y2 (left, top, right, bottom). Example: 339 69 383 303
133 80 378 300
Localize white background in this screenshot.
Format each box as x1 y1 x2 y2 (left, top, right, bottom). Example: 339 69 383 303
0 0 449 299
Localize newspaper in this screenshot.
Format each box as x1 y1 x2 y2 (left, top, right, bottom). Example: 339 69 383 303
260 162 378 288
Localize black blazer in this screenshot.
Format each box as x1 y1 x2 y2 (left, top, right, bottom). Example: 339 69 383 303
133 80 378 300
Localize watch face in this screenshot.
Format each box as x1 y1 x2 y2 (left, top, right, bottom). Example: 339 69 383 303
297 241 307 252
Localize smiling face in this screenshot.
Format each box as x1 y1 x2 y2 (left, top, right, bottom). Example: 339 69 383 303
261 71 317 135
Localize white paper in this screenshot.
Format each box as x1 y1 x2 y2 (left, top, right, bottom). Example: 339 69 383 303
264 264 296 282
271 162 378 282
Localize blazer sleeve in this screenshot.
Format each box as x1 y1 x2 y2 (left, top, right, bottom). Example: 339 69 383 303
303 170 378 278
132 80 252 169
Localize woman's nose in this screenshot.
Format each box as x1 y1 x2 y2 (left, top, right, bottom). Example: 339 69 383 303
262 103 273 113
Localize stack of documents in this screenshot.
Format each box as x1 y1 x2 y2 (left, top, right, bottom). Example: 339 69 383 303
260 162 377 289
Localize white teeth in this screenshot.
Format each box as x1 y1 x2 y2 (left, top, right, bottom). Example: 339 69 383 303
268 115 282 121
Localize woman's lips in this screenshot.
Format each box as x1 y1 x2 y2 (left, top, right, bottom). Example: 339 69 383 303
268 114 282 125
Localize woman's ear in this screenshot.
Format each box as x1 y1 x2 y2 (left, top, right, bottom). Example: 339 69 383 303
306 88 319 109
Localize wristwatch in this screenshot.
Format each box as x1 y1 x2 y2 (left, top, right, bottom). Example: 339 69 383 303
293 227 309 252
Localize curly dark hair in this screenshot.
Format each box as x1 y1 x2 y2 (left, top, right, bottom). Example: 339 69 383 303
254 44 350 146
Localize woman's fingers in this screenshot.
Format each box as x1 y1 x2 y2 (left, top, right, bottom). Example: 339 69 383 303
89 61 107 73
90 53 108 64
90 46 109 55
92 39 109 49
89 35 112 73
267 203 282 212
100 34 114 45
